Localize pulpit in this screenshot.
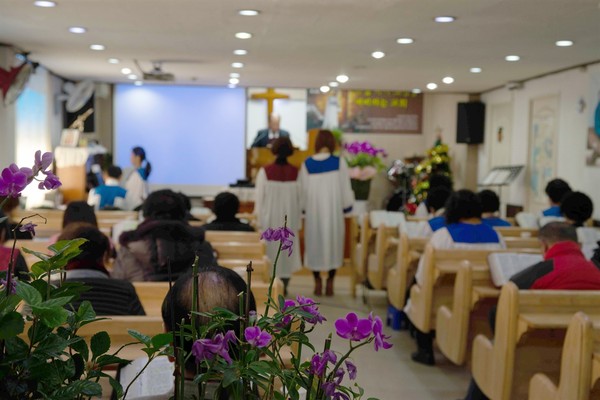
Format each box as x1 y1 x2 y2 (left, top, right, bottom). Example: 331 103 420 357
54 146 107 203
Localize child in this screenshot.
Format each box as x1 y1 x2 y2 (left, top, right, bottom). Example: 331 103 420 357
88 165 127 210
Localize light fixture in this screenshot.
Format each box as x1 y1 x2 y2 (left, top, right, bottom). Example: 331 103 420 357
426 82 438 90
238 9 260 16
434 16 456 23
33 1 56 7
228 84 237 89
442 76 454 84
320 86 331 93
127 74 138 80
121 67 132 74
555 40 573 47
235 32 253 39
470 67 482 73
411 88 422 94
231 62 244 68
505 55 520 62
371 51 385 59
108 58 120 64
68 26 87 34
229 72 240 78
336 74 349 83
233 49 248 55
229 78 240 85
396 37 414 44
90 44 105 51
329 81 339 87
134 81 143 86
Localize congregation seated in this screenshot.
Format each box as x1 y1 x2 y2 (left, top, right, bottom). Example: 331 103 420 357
57 222 145 315
542 178 572 217
413 186 452 237
463 221 600 400
478 189 511 227
87 165 127 210
413 173 453 218
410 189 505 366
113 189 216 282
560 191 599 258
202 192 254 232
0 211 29 281
49 201 98 244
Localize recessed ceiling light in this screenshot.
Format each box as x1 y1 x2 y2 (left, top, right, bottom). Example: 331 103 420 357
108 58 120 64
371 51 386 59
426 82 438 90
229 72 240 78
89 44 105 51
555 40 574 47
33 1 56 7
470 67 482 73
233 49 248 55
336 74 349 83
411 88 422 94
396 38 414 44
434 16 456 23
127 74 138 80
505 55 520 62
229 78 240 85
442 76 454 84
320 86 331 93
121 67 132 75
238 9 260 16
231 62 244 68
68 26 87 34
235 32 253 39
134 81 143 86
329 81 339 87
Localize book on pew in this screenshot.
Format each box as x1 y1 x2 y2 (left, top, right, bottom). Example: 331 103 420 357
488 253 543 286
119 356 174 399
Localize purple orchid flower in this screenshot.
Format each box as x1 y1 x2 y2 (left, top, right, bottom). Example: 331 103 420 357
33 151 53 175
191 330 237 364
0 164 33 198
296 295 325 324
334 367 345 385
334 312 373 341
370 313 393 351
261 226 295 256
39 171 61 190
332 390 350 400
19 222 37 237
0 278 16 295
244 326 271 348
309 349 337 376
345 360 357 380
321 381 337 397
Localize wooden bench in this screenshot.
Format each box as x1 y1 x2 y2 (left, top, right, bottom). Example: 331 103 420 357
495 226 538 238
386 233 427 311
366 224 400 290
472 283 600 400
528 312 600 400
504 237 541 249
351 214 374 298
204 231 261 243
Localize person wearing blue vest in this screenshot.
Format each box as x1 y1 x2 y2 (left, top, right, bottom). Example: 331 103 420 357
542 178 572 217
88 165 127 210
478 189 511 227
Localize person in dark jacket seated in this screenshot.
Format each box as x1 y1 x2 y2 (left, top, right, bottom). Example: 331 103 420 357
463 221 600 400
202 192 255 232
58 222 145 315
478 189 511 227
542 178 572 217
113 189 217 282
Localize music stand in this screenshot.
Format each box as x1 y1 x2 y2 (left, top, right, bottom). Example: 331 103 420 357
478 165 524 214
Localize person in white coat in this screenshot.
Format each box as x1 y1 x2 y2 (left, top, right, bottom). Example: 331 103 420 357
254 137 302 295
124 146 151 210
299 130 354 296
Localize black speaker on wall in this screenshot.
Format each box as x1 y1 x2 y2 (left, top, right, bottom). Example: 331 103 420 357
456 102 485 144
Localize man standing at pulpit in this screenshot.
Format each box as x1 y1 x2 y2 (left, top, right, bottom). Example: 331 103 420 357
251 113 290 148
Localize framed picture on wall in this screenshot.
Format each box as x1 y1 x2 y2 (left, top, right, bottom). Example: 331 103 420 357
60 129 80 147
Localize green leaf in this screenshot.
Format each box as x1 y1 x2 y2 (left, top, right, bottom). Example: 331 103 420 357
222 368 239 388
0 311 25 339
30 260 53 276
31 305 69 328
51 380 102 399
0 293 23 317
76 300 96 322
15 281 42 306
32 334 69 358
128 329 152 346
69 335 89 362
150 332 173 349
95 354 130 368
109 375 124 398
91 331 111 360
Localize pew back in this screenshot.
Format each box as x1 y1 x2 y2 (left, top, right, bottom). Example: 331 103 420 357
386 233 427 310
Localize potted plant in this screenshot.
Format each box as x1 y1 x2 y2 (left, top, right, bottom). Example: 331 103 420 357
343 141 387 201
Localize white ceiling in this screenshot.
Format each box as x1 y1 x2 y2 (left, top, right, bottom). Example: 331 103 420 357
0 0 599 93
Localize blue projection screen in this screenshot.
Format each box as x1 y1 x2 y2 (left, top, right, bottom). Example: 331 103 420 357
114 84 246 195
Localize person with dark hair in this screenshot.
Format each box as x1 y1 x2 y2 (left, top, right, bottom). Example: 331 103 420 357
63 201 98 228
463 221 600 400
124 146 152 210
426 186 452 232
560 191 599 259
202 192 254 232
408 189 504 366
414 173 453 217
178 192 200 221
113 189 217 281
299 130 354 296
542 178 572 217
57 222 145 315
254 137 301 295
478 189 511 227
0 211 29 281
88 165 127 210
251 113 290 148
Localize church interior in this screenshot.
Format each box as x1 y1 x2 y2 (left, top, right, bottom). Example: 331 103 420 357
1 1 600 399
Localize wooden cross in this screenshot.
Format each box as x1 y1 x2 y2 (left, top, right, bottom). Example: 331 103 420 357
250 88 290 120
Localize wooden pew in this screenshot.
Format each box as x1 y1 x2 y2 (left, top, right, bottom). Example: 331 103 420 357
504 237 541 249
348 216 360 297
495 226 538 238
366 224 400 290
386 233 427 311
211 241 269 281
351 214 373 298
219 259 270 282
528 312 599 400
471 283 600 400
204 231 261 243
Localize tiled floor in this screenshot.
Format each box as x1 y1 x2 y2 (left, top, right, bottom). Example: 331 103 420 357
287 274 471 400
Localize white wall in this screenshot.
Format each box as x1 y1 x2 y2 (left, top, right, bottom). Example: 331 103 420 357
0 47 17 169
481 63 600 219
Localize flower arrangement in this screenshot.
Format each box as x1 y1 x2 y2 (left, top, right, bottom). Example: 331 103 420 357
412 138 452 205
343 141 387 181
